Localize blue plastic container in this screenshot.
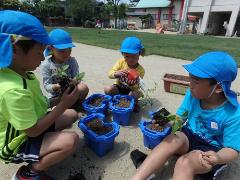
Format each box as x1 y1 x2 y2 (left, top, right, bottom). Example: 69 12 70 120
109 95 135 126
139 120 172 149
82 93 112 115
78 113 120 157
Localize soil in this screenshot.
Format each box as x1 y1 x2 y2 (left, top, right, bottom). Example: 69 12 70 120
115 98 130 108
147 108 170 132
68 172 86 180
164 74 190 82
146 123 168 132
57 76 75 94
88 96 105 107
87 118 113 135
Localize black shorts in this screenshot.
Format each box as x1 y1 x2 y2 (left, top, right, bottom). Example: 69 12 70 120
12 123 55 164
182 127 227 180
114 84 131 95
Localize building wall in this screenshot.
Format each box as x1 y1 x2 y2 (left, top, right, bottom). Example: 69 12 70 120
127 0 183 29
188 0 240 36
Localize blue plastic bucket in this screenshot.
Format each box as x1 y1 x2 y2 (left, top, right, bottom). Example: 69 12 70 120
82 93 112 115
78 113 120 157
139 120 171 149
109 95 135 126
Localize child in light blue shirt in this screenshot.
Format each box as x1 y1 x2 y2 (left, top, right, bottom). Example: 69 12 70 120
132 51 240 180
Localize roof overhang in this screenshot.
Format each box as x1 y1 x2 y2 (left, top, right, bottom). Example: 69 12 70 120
132 0 171 9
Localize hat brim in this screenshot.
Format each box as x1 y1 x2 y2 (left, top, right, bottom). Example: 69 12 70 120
183 64 211 78
53 43 75 49
221 83 238 107
120 49 139 54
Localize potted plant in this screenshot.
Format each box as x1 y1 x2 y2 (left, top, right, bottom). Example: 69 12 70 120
52 64 85 94
109 95 135 126
78 113 120 157
139 108 183 149
82 93 112 115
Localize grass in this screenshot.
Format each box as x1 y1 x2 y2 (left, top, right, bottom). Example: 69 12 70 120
46 27 240 64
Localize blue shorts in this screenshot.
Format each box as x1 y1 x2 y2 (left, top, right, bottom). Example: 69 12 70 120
12 123 55 164
182 127 227 180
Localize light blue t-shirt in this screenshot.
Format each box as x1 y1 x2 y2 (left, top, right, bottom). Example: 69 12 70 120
176 89 240 151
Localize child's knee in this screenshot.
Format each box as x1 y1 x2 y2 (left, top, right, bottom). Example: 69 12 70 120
104 86 113 94
78 83 89 93
175 155 193 171
63 132 79 152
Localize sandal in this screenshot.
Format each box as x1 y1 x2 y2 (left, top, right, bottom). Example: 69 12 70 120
130 149 147 169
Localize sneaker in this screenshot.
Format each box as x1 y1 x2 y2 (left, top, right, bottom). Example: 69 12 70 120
130 149 147 169
12 165 54 180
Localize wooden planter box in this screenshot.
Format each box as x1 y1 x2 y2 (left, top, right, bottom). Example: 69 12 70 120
162 73 190 95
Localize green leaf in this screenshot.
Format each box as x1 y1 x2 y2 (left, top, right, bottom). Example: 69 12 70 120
62 65 69 71
172 119 183 133
75 72 85 81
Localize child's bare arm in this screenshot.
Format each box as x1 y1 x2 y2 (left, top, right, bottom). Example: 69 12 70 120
25 87 80 137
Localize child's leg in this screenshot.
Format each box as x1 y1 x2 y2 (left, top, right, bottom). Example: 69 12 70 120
104 85 119 95
31 131 79 172
173 150 213 180
55 109 78 131
131 132 189 180
76 82 89 103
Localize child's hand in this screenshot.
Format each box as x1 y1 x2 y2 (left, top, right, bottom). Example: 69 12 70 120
52 84 61 92
59 86 80 108
70 78 78 86
199 151 213 171
114 70 128 79
126 78 139 86
201 151 221 166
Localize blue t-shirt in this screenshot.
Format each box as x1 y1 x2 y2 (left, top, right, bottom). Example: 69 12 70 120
176 89 240 151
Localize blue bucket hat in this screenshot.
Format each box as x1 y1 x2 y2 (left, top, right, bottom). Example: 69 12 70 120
120 37 144 54
0 10 52 68
44 29 75 57
183 51 238 107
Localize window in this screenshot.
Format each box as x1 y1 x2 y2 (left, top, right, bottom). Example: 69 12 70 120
162 14 169 20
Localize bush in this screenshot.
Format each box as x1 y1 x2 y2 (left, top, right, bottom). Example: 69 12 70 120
84 20 95 28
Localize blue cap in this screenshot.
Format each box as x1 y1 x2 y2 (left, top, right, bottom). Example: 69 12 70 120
49 29 75 50
0 10 53 68
120 37 144 54
183 51 238 107
44 29 75 57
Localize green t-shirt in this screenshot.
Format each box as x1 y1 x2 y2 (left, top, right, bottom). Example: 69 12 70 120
0 68 48 163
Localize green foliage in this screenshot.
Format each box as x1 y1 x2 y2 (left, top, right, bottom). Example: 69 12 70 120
52 65 69 78
140 82 158 109
139 14 153 29
46 28 240 64
52 64 85 82
171 111 188 133
75 72 85 82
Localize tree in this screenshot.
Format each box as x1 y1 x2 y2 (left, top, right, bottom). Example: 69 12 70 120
1 0 21 10
106 0 126 28
65 0 96 26
139 14 153 29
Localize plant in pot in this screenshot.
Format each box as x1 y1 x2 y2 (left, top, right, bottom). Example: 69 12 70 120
52 64 85 95
139 107 185 149
78 113 120 157
109 95 135 126
82 93 112 115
